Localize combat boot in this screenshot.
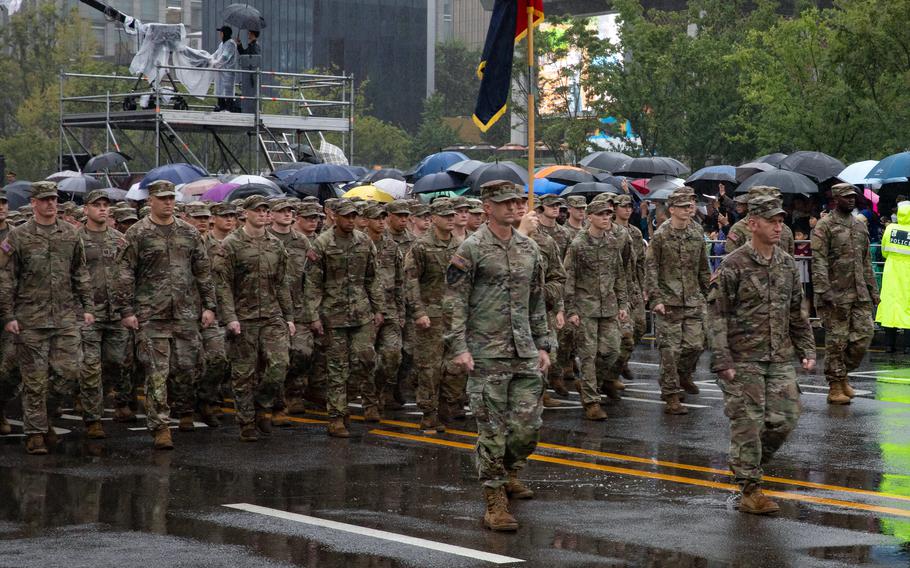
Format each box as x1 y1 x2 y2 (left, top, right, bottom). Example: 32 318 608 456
113 405 137 423
239 423 258 442
841 380 856 399
255 412 272 435
178 414 195 432
438 400 452 425
0 411 11 436
363 405 381 423
680 377 700 395
152 427 174 450
73 395 84 416
583 402 607 421
286 397 307 415
612 379 626 391
600 381 621 401
504 471 534 499
381 385 403 410
482 486 518 531
327 417 350 438
664 394 689 415
85 421 106 440
620 363 635 381
420 412 437 433
271 409 292 428
827 381 851 405
450 402 467 420
739 487 780 515
44 427 59 446
199 404 220 428
25 434 48 455
542 393 562 408
550 375 570 397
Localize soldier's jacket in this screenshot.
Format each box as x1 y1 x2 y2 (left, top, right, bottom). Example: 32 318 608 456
214 229 294 323
810 210 879 304
645 221 711 308
708 243 816 371
404 230 457 320
528 228 566 314
303 228 383 328
725 217 795 256
389 228 416 258
563 223 582 242
564 229 628 318
445 224 549 359
116 217 217 322
0 219 94 328
539 222 573 259
79 226 127 322
268 228 312 321
372 232 405 323
619 222 646 296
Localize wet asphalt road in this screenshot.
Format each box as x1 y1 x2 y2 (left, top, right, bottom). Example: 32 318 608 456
2 342 910 568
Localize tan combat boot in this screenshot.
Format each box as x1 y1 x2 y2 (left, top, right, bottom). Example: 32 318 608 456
0 411 11 436
113 405 137 423
680 377 700 395
85 421 106 440
584 402 607 421
178 414 195 432
420 412 437 433
739 487 780 515
620 363 635 381
664 394 689 415
504 470 534 499
363 405 381 423
612 379 626 391
542 393 561 408
601 381 621 401
327 417 350 438
271 409 292 428
255 412 272 435
153 427 174 450
286 397 307 415
550 375 570 396
199 404 220 428
827 381 851 405
239 423 258 442
841 379 856 399
44 427 59 446
25 434 48 455
482 486 519 531
72 396 84 416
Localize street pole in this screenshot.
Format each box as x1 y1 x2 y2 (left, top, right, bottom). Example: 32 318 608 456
526 5 536 209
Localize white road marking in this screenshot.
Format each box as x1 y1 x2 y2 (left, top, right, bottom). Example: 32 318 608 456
701 396 725 401
128 421 208 431
223 503 525 565
629 361 660 368
617 396 709 409
695 379 872 396
59 414 113 422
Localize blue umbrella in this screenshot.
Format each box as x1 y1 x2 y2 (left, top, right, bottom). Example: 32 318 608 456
139 163 208 189
287 164 358 186
685 165 737 195
412 172 468 194
525 179 566 195
406 151 470 181
867 152 910 181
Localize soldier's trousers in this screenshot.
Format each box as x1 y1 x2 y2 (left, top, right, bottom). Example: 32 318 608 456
197 324 228 408
440 355 468 408
577 316 621 405
82 320 133 420
615 293 647 379
305 331 327 403
135 320 201 432
398 319 415 391
414 317 445 413
0 329 20 413
656 305 705 399
16 326 83 435
324 324 375 418
818 301 874 383
368 321 402 409
282 326 314 404
553 320 578 380
716 361 800 489
227 317 290 425
467 358 544 488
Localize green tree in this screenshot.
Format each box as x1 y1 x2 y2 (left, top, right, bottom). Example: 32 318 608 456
435 41 481 117
353 115 412 169
409 93 461 163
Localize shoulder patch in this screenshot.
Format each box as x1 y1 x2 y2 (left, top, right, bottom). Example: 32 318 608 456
449 254 470 272
307 249 319 263
0 239 10 254
727 232 739 242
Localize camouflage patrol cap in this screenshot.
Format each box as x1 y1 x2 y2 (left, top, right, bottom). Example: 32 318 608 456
139 206 150 218
7 210 20 221
411 203 431 217
60 201 78 213
353 200 368 215
467 198 484 213
230 198 245 208
587 198 614 215
269 198 296 212
667 187 696 207
746 185 782 199
748 195 786 219
301 196 320 204
74 207 85 222
363 203 387 219
335 199 358 216
211 202 238 216
566 195 587 209
387 199 412 215
831 182 858 198
243 194 270 210
734 193 751 205
285 197 301 204
591 192 616 204
0 191 7 202
113 207 138 222
147 180 177 197
538 194 565 208
323 198 340 211
84 190 110 204
479 179 522 202
613 193 633 207
297 202 323 217
450 195 471 210
31 181 58 200
430 198 455 216
185 201 212 217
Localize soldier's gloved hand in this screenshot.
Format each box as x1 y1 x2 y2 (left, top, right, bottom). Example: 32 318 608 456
717 368 736 381
415 316 431 329
227 321 241 335
555 311 565 330
287 321 296 337
121 316 139 331
537 349 551 373
201 309 216 328
310 320 324 336
83 313 95 326
452 351 474 372
568 314 580 327
802 358 816 372
4 320 20 335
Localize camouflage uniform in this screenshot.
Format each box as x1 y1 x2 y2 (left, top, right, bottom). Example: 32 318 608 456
614 194 648 379
116 182 217 433
388 203 417 398
304 200 384 420
553 195 586 380
0 183 95 436
811 185 879 387
0 218 20 423
645 190 711 400
198 230 229 412
564 198 628 407
709 196 816 491
214 211 294 426
725 218 795 256
445 185 551 489
527 224 566 392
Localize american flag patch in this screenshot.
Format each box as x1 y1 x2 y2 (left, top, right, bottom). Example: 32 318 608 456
0 240 10 254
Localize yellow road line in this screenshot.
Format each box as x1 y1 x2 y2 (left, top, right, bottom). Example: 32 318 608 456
370 429 910 520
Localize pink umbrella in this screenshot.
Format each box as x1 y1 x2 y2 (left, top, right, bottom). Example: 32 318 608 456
201 182 241 202
180 177 221 198
864 188 880 214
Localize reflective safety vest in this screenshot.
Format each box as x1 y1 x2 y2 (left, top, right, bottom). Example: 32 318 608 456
876 201 910 328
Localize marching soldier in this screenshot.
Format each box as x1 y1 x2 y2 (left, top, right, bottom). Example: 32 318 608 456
409 203 431 237
563 195 587 240
611 193 646 386
725 186 796 256
0 191 18 436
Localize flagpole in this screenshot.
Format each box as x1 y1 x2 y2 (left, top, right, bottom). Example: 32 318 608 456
526 4 536 209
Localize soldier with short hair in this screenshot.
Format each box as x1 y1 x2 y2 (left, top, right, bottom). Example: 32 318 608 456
409 203 431 237
466 198 485 233
725 186 796 255
709 194 816 514
564 195 587 240
0 191 17 435
611 193 646 387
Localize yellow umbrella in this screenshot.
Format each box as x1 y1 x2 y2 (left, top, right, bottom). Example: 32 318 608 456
342 185 394 202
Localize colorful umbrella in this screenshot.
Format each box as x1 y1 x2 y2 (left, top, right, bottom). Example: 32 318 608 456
201 183 241 202
342 185 394 202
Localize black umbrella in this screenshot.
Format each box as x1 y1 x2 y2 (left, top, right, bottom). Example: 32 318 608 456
736 170 817 194
465 161 529 193
222 3 266 31
58 174 104 195
778 151 846 184
615 156 690 178
685 165 737 195
446 159 486 178
754 152 788 166
85 151 131 173
735 161 776 183
225 183 283 202
543 168 596 186
2 180 32 210
593 172 628 187
361 168 405 184
578 151 632 173
413 172 468 194
286 182 341 203
559 181 621 198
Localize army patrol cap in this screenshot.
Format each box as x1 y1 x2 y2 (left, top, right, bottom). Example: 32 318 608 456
297 202 323 217
60 201 78 213
335 199 359 216
831 182 858 198
0 191 7 202
269 198 296 212
323 198 340 211
587 198 615 215
566 195 587 209
480 179 522 203
430 198 455 216
74 206 85 222
31 181 58 200
84 190 111 204
147 180 177 197
538 194 565 208
301 196 320 204
466 198 483 213
667 187 696 207
211 202 237 216
185 201 212 217
243 194 270 210
363 203 387 219
748 195 786 219
734 193 751 205
113 207 138 222
613 193 633 207
746 185 782 199
411 203 430 217
387 200 412 215
450 195 471 210
139 205 150 218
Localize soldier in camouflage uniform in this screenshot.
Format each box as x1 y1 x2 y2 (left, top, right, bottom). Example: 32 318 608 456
294 202 327 406
612 193 647 385
116 180 217 450
811 183 879 404
386 200 415 409
724 186 796 256
409 203 431 238
446 180 552 532
215 195 295 442
646 187 711 415
466 198 485 233
564 195 586 240
304 199 384 438
80 191 133 430
114 207 139 233
268 198 313 422
564 196 628 420
0 182 95 454
709 195 816 514
362 203 405 421
0 191 18 436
